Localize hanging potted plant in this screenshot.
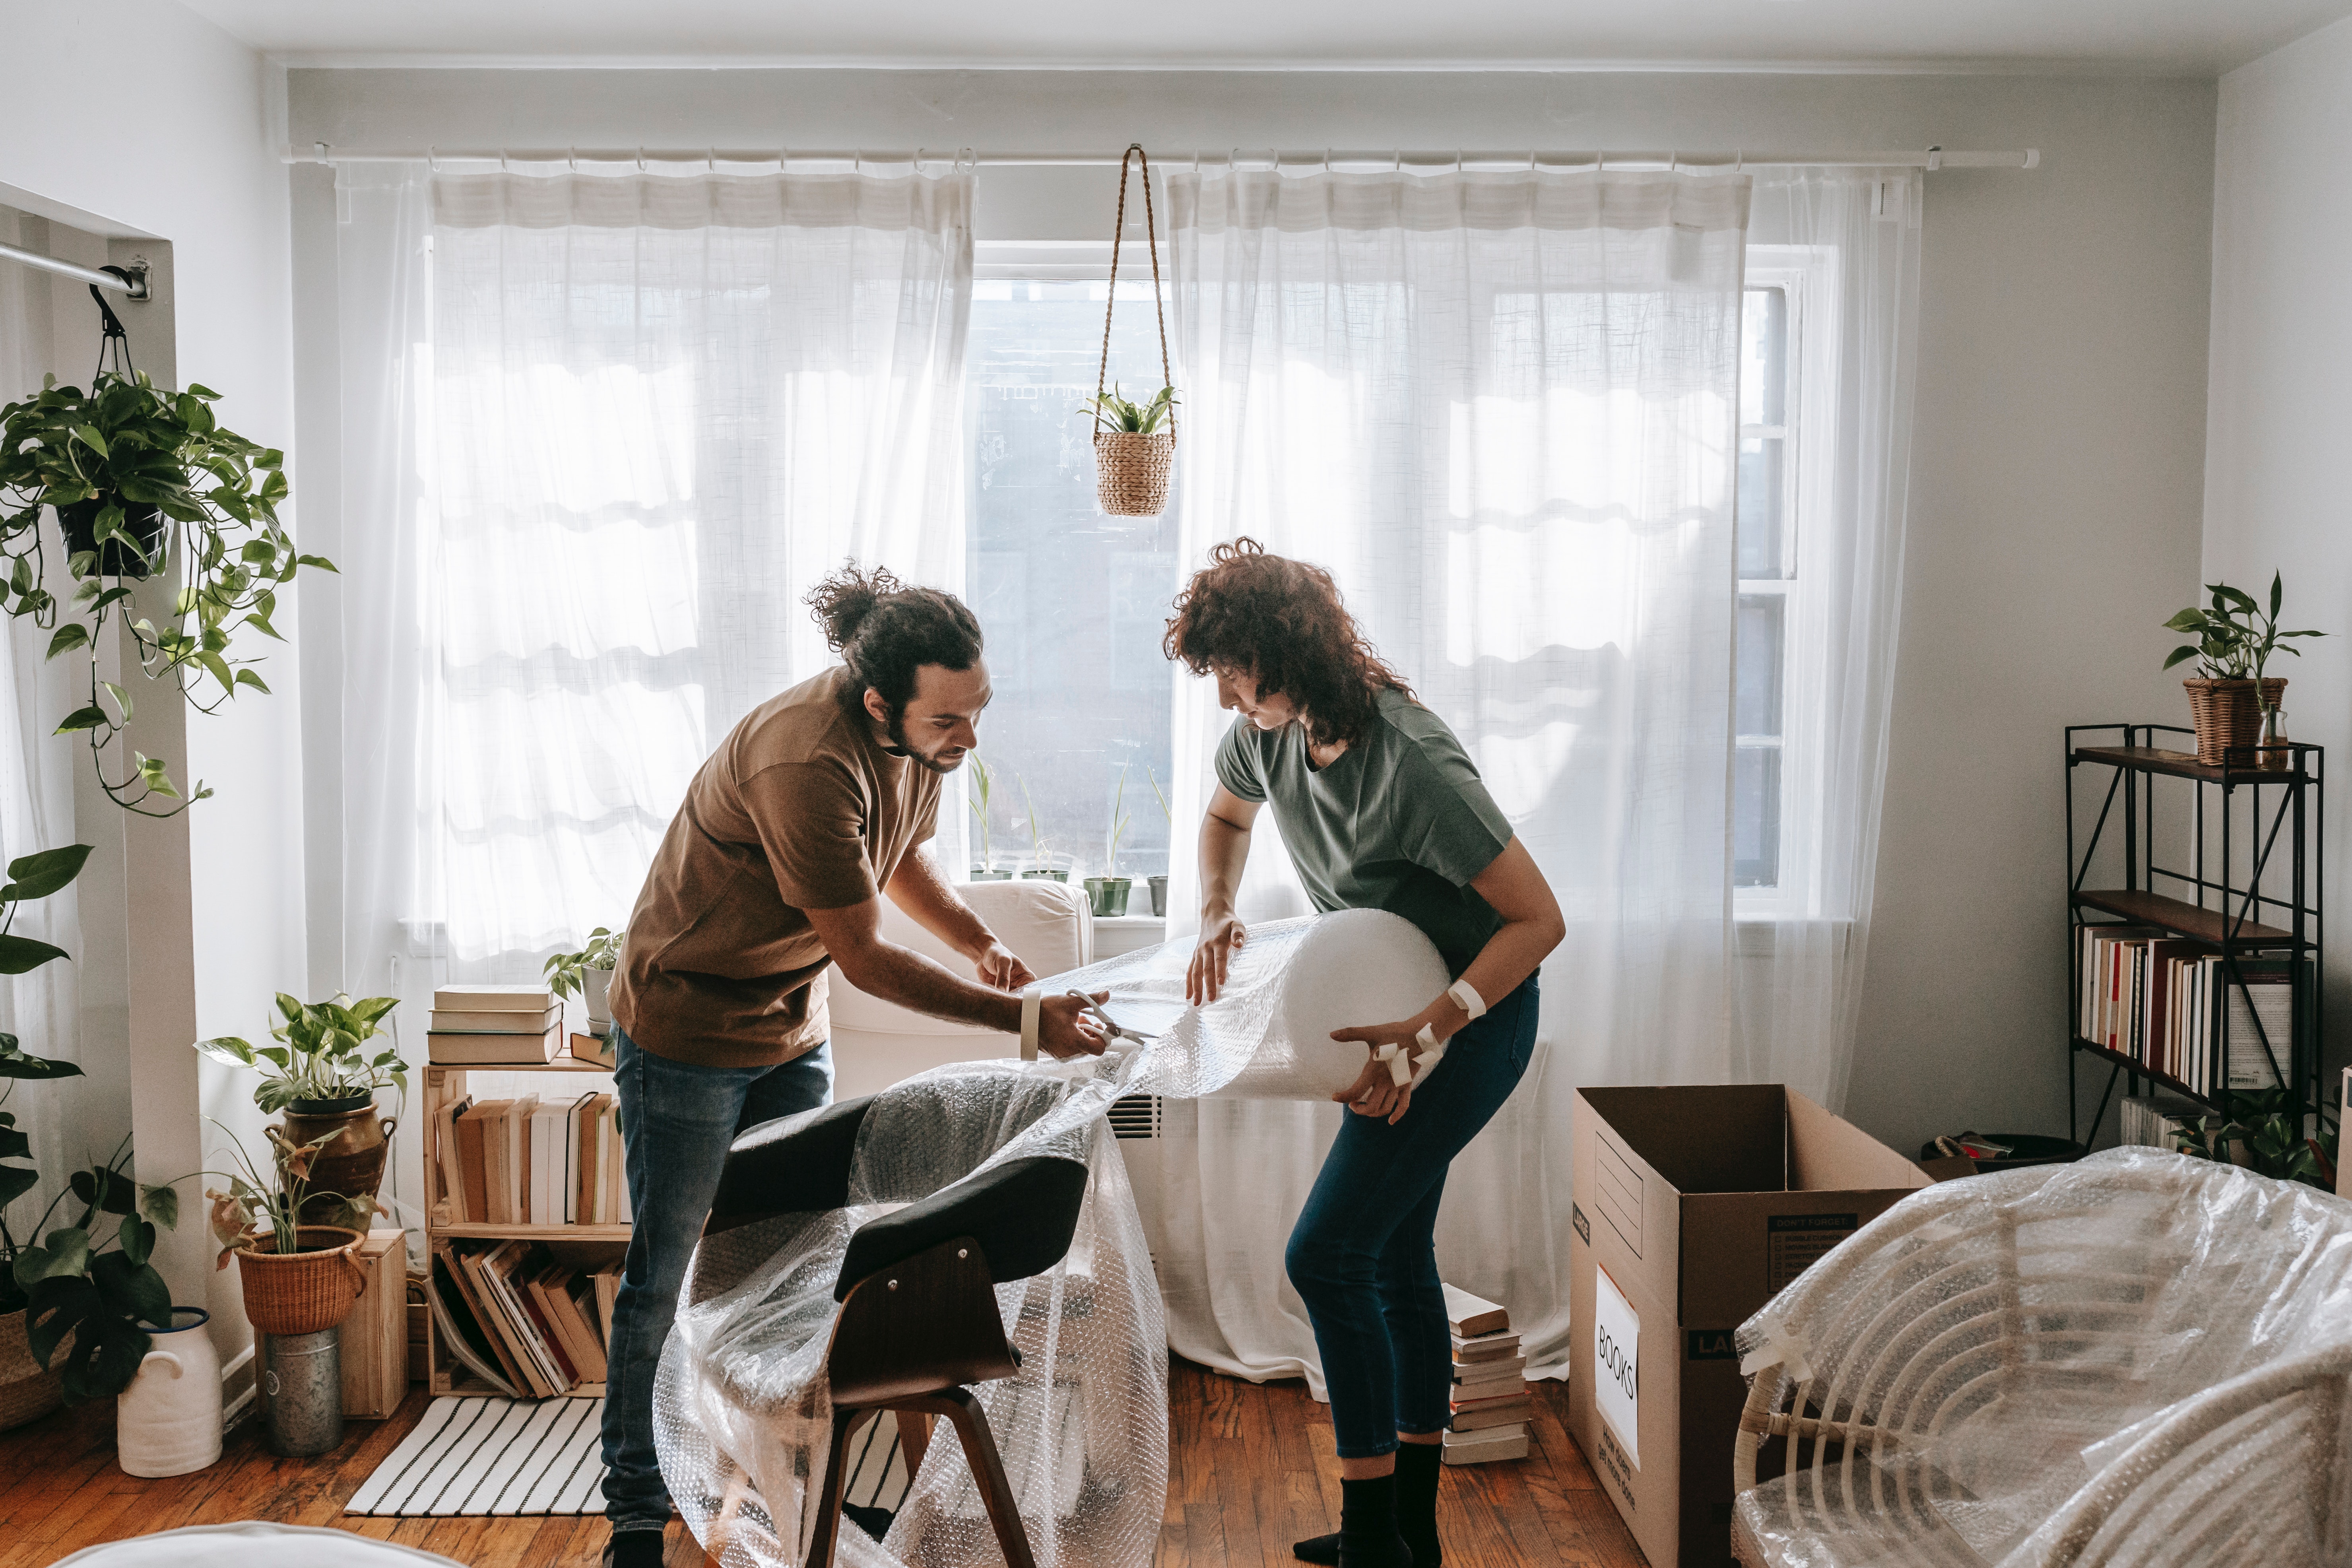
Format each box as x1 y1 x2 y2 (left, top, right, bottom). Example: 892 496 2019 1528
201 1118 375 1337
1017 774 1065 882
1085 766 1134 918
0 293 334 817
1085 144 1178 519
967 756 1010 880
194 993 406 1226
1147 765 1172 918
546 926 626 1032
2162 572 2323 766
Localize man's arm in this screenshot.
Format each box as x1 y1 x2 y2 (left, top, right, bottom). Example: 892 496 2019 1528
885 847 1034 991
805 897 1104 1060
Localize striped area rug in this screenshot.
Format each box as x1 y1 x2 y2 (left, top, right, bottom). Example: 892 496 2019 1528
348 1396 918 1519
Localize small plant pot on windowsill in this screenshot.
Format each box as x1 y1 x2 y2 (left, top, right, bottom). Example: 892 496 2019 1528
970 868 1013 882
279 1095 396 1228
1148 875 1168 917
57 495 165 579
1021 868 1068 884
1085 877 1133 918
2184 677 2285 767
233 1226 368 1337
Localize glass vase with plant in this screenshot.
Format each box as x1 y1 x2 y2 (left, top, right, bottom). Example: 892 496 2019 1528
194 993 405 1223
2162 572 2325 765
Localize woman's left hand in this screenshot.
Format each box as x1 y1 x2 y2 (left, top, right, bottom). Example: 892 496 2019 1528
1330 1020 1426 1124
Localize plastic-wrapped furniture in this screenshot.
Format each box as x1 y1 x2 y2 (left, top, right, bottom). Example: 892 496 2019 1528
1730 1147 2352 1568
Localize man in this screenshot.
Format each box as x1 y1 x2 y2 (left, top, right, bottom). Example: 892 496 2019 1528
598 562 1107 1568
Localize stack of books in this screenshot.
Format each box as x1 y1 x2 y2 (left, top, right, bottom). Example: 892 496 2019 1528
2075 926 2299 1093
428 1240 622 1398
2121 1093 2206 1150
433 1091 633 1226
427 985 563 1065
1440 1284 1530 1465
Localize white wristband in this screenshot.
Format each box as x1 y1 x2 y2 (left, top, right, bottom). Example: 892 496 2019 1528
1019 984 1042 1061
1447 978 1487 1023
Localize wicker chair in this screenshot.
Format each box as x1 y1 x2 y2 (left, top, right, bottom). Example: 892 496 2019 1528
1730 1148 2352 1568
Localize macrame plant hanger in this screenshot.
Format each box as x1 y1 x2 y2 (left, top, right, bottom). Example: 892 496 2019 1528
91 273 136 384
1090 143 1176 517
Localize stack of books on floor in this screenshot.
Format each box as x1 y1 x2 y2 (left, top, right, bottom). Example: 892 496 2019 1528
2121 1092 2208 1150
2074 925 2300 1092
429 1239 621 1398
1440 1284 1529 1465
433 1090 633 1225
427 984 564 1064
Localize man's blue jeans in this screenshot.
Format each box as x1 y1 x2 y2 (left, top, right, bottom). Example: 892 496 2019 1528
1283 975 1540 1458
600 1022 835 1533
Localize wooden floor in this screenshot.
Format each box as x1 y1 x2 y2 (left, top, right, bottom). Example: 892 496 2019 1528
0 1360 1646 1568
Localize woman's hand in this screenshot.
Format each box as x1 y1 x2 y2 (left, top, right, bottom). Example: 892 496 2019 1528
1329 1019 1434 1125
1187 912 1248 1004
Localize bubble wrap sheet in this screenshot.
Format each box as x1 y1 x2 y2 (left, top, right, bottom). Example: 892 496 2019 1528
1731 1147 2352 1568
656 910 1448 1568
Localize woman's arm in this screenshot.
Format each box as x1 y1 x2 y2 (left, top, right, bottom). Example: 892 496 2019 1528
1186 784 1261 1004
1330 836 1564 1122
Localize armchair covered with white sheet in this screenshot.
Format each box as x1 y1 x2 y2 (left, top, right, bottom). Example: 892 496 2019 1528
1729 1147 2352 1568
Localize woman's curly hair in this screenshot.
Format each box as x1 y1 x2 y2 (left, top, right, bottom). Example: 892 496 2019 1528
1162 539 1411 748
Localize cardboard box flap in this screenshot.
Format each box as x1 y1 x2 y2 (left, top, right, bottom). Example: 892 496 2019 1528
1787 1089 1932 1194
1580 1086 1788 1195
1574 1091 1683 1313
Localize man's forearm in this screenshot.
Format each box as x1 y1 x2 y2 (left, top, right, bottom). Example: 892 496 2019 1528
838 940 1022 1033
886 850 995 959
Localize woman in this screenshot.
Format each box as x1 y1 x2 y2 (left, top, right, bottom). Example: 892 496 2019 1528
1165 540 1564 1568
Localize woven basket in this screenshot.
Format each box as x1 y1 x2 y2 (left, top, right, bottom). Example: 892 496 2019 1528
0 1308 66 1430
1095 431 1174 517
234 1225 367 1336
2184 677 2286 766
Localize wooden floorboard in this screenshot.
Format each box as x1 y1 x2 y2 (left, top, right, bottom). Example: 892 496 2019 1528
0 1360 1644 1567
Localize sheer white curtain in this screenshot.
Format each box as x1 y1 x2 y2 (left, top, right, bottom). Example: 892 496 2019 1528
332 160 973 1201
1157 165 1753 1384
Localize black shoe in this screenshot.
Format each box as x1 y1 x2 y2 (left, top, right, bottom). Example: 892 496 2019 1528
602 1526 667 1568
1294 1530 1342 1565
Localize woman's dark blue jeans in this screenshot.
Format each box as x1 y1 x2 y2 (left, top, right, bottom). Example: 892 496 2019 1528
1284 974 1539 1459
599 1022 835 1534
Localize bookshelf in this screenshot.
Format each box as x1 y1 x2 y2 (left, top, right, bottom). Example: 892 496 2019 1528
2065 724 2325 1143
422 1050 627 1399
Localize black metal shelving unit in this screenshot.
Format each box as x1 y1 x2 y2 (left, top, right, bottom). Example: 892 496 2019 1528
2065 723 2325 1146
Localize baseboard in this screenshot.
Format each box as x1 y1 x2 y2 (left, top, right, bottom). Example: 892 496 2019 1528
221 1343 257 1428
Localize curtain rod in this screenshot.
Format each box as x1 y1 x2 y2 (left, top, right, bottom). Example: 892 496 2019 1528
281 143 2038 172
0 242 149 299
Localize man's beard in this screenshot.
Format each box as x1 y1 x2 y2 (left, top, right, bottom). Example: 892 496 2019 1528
885 709 967 775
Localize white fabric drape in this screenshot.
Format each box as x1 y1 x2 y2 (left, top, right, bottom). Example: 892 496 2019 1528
332 161 974 1207
1157 165 1754 1385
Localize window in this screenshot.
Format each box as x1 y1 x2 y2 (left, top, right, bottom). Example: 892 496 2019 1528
962 278 1178 883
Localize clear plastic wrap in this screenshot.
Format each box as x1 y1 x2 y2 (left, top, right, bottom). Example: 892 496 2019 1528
656 910 1449 1568
1730 1146 2352 1568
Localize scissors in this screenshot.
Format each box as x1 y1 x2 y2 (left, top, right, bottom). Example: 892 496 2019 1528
1068 990 1156 1046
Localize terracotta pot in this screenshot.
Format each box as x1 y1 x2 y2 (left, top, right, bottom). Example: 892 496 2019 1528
234 1226 368 1336
116 1307 222 1476
0 1305 65 1431
2183 677 2286 767
279 1095 395 1227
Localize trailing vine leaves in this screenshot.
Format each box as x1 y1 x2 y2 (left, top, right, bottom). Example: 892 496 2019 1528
0 371 336 817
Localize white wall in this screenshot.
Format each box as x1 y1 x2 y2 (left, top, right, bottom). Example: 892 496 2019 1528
2203 15 2352 1108
0 0 305 1368
285 66 2219 1156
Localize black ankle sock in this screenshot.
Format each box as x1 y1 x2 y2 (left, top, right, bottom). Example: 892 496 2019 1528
1394 1441 1444 1568
602 1528 667 1568
1335 1473 1414 1568
1293 1530 1341 1566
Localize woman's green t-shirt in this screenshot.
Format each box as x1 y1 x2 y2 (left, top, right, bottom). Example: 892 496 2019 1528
1214 689 1512 976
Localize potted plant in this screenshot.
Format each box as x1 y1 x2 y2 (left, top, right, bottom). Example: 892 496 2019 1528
1017 774 1067 881
0 370 334 815
193 993 405 1226
545 926 625 1033
1083 383 1178 518
201 1118 375 1337
2162 573 2323 766
1147 766 1172 918
1085 766 1134 918
2174 1087 2338 1190
8 1136 180 1416
966 756 1010 880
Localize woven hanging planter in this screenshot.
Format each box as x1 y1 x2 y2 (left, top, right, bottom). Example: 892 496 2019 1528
1090 144 1177 518
233 1225 368 1337
2183 677 2285 767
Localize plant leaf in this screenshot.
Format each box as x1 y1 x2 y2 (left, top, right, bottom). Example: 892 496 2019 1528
0 933 72 974
43 623 89 661
2 843 93 901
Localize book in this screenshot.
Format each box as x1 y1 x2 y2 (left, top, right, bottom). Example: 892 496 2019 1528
1453 1332 1521 1364
510 1256 580 1386
594 1265 620 1347
2223 959 2298 1090
1441 1426 1529 1465
1449 1400 1532 1432
428 1021 562 1065
459 1100 505 1224
433 985 559 1012
472 1242 567 1395
435 1095 473 1223
530 1102 567 1225
1452 1356 1528 1388
537 1267 608 1382
1450 1385 1532 1412
440 1244 532 1395
429 1251 518 1398
573 1094 602 1224
432 1004 564 1034
1441 1285 1509 1340
570 1030 615 1069
457 1244 547 1396
507 1095 539 1224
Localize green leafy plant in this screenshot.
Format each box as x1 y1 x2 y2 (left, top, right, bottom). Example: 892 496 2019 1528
0 840 99 1303
0 371 336 816
2174 1087 2338 1190
2162 572 2323 682
545 926 625 1000
1080 383 1178 435
10 1137 180 1403
967 756 998 872
1103 765 1131 878
1147 765 1171 826
200 1117 375 1262
193 992 406 1114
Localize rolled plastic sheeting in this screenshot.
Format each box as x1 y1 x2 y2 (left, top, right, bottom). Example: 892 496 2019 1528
655 910 1459 1568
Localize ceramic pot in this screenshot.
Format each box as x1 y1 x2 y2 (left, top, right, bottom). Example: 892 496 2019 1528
0 1305 65 1430
279 1095 395 1226
584 966 613 1031
1085 877 1133 918
1021 868 1068 883
1148 875 1168 918
235 1226 368 1337
116 1307 221 1476
969 868 1012 882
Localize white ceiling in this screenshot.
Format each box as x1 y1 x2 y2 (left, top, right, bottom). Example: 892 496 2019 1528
184 0 2352 76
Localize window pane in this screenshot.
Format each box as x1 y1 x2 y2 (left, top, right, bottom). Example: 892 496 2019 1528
965 280 1178 883
1741 286 1786 427
1737 435 1785 579
1736 593 1785 739
1734 747 1782 889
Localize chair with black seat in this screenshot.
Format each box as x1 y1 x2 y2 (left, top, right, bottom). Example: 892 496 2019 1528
705 1090 1092 1568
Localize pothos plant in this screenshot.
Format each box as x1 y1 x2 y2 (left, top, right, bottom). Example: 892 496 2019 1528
0 370 336 816
545 928 625 1001
193 992 406 1114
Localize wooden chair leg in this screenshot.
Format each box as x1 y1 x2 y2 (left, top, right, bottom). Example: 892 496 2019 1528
900 1388 1037 1568
899 1409 933 1483
805 1405 864 1568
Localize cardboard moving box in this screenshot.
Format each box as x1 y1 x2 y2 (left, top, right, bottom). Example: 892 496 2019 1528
1568 1085 1960 1568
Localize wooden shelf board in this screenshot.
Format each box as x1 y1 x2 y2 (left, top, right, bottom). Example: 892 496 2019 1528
433 1223 633 1240
2069 1037 2216 1110
2072 744 2311 783
2073 889 2300 947
426 1052 613 1072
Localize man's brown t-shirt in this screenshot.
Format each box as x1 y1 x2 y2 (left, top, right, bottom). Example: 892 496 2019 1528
609 666 941 1069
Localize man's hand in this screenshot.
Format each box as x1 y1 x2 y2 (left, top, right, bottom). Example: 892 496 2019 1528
975 939 1034 992
1187 912 1248 1005
1038 991 1111 1060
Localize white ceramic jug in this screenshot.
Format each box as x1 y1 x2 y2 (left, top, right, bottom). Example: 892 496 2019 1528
116 1306 222 1477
